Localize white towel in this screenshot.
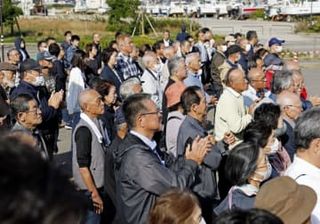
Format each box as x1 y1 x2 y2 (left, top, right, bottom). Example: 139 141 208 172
80 112 103 144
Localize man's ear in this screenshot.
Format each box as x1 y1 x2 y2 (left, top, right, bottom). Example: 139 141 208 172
311 138 320 154
17 112 26 122
190 103 198 113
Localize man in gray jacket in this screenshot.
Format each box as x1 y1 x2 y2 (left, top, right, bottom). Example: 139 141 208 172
177 86 234 223
72 89 109 224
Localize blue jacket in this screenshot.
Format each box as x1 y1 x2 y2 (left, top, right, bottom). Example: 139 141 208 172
10 81 58 130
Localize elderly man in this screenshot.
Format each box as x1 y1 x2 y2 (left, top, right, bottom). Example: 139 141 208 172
7 48 20 66
184 52 217 105
0 62 17 95
176 86 233 223
162 57 187 122
116 34 141 80
11 59 63 159
271 70 295 101
243 68 272 107
115 93 211 224
72 89 108 224
141 51 162 109
219 45 243 82
160 46 176 90
277 91 303 161
11 94 49 159
285 107 320 223
215 68 254 146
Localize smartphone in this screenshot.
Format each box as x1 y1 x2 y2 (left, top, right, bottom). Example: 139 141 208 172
185 137 193 151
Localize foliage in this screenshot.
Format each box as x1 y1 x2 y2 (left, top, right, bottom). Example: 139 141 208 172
248 9 265 20
106 0 140 26
3 0 23 25
295 17 320 33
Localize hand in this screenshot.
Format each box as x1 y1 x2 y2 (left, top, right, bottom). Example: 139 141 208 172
207 134 216 145
185 136 212 165
91 190 104 214
210 96 218 105
309 96 320 106
223 132 236 145
0 115 7 126
48 90 64 109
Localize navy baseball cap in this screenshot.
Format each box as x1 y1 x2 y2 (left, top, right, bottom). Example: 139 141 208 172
268 38 285 47
20 59 42 73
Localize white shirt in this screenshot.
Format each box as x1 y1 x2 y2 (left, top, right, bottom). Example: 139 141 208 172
242 85 272 103
285 156 320 223
130 130 157 150
141 69 163 109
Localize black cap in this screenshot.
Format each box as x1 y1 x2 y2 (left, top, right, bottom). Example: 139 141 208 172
20 59 42 73
226 45 243 57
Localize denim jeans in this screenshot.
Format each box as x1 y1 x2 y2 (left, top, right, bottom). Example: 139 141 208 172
82 190 102 224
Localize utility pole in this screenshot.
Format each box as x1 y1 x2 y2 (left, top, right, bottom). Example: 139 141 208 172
0 0 4 62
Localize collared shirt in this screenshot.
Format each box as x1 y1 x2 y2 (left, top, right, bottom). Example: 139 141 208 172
141 68 162 109
116 52 141 80
215 87 252 143
163 39 171 47
285 156 320 223
195 42 209 63
184 71 211 103
130 130 164 165
130 130 157 150
242 85 272 107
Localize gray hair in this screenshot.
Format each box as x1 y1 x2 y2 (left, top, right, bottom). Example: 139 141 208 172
168 56 185 76
295 107 320 149
119 77 141 100
142 51 156 68
185 52 199 66
271 70 293 94
10 94 35 118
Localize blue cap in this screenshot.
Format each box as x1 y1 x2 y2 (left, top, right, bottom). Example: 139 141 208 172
268 37 285 47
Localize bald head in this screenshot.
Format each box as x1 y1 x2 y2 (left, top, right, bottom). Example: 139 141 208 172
248 68 264 81
226 68 248 93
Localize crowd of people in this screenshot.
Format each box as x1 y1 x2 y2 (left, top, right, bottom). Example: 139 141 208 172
0 26 320 224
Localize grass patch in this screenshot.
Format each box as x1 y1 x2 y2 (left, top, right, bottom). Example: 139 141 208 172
3 17 202 48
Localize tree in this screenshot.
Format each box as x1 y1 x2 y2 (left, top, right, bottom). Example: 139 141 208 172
3 0 23 34
106 0 140 26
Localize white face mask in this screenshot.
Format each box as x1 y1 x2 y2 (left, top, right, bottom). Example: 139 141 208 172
33 76 45 87
221 45 227 52
275 45 283 53
199 217 206 224
267 138 280 155
245 44 251 52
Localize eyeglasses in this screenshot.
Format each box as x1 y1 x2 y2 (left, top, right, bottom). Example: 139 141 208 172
286 105 302 110
251 78 267 82
140 110 162 116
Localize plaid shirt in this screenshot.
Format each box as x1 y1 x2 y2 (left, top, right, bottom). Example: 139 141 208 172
115 52 141 80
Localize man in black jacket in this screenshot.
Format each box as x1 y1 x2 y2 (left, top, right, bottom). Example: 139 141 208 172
114 93 211 224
